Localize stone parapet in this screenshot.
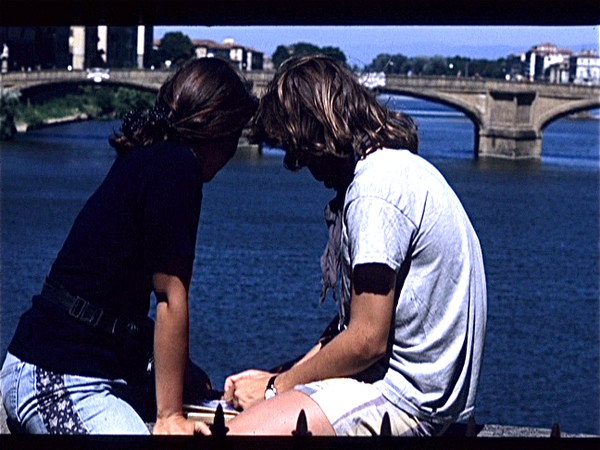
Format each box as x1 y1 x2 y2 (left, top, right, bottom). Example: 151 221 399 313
1 390 597 437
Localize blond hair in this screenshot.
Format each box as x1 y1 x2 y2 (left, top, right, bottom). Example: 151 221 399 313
251 55 418 171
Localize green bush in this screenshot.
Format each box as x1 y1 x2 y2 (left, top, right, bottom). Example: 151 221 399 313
113 87 156 116
0 89 20 140
13 85 156 126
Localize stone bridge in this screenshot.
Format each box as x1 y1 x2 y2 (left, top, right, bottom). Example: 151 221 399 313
0 68 272 98
381 75 600 159
1 69 598 160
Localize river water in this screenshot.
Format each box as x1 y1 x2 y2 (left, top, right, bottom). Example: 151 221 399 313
1 97 598 434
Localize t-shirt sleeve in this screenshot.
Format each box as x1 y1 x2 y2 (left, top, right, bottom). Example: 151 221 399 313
345 196 416 272
141 152 203 275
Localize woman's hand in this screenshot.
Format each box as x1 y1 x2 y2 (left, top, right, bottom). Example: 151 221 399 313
153 413 211 435
223 369 274 411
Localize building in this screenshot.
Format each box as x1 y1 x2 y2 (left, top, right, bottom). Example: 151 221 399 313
191 38 264 71
70 26 153 70
508 43 572 82
0 27 70 71
547 61 570 84
570 50 600 85
525 43 572 82
0 26 153 72
506 43 592 83
506 52 528 81
192 39 231 61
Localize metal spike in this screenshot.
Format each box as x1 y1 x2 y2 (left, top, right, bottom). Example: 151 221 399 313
550 422 561 438
209 404 229 436
380 411 392 436
466 414 477 437
292 409 312 436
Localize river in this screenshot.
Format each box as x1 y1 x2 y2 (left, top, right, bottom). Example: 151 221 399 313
1 97 598 434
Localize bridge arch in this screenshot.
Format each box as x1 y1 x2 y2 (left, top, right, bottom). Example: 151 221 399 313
537 99 600 131
377 87 483 158
18 79 160 100
377 87 484 130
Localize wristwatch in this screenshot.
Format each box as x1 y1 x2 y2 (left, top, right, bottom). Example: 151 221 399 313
264 375 278 400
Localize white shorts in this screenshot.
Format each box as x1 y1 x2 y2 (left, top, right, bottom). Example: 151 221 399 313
295 378 448 437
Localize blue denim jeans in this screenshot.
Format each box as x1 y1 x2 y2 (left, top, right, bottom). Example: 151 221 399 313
0 352 150 434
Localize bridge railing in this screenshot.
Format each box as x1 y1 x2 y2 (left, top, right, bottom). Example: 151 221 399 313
2 69 598 94
381 73 600 95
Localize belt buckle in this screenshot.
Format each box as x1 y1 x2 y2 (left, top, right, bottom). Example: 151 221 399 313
70 297 104 327
69 298 86 319
83 306 104 327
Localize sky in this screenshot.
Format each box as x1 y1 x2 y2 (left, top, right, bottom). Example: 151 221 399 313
155 25 599 67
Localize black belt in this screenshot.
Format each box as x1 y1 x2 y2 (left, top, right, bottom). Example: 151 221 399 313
41 278 126 337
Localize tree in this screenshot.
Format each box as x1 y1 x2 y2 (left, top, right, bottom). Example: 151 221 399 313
290 42 321 57
159 32 195 66
390 54 409 74
271 42 348 69
365 53 408 74
0 89 20 141
367 53 509 79
423 56 448 76
366 54 393 72
320 46 347 65
113 87 156 114
410 56 429 76
272 45 291 69
447 56 470 76
147 49 164 69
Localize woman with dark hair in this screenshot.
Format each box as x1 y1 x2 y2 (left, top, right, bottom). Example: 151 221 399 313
0 57 258 435
223 55 487 437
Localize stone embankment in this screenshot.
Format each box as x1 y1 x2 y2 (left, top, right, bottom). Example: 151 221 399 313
15 113 89 132
13 115 263 158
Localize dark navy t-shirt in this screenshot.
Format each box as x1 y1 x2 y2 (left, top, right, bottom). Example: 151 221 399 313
8 140 204 379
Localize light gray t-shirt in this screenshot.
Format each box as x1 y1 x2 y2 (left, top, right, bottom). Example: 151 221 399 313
339 148 487 423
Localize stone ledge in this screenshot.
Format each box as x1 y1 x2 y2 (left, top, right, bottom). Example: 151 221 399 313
476 424 597 438
2 391 597 437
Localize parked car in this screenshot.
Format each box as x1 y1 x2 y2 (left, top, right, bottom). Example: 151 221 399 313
86 68 110 83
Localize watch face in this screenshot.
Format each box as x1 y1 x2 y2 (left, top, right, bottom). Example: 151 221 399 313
265 388 276 400
265 375 277 400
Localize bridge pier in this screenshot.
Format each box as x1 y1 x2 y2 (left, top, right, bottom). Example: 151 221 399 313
478 126 542 160
477 90 543 160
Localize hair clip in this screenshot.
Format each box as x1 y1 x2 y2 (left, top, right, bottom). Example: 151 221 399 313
122 105 175 139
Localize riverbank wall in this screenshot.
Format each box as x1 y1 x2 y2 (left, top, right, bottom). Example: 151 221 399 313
14 113 90 132
13 116 263 158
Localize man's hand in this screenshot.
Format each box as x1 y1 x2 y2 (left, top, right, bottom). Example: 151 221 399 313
153 413 211 435
223 369 274 410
